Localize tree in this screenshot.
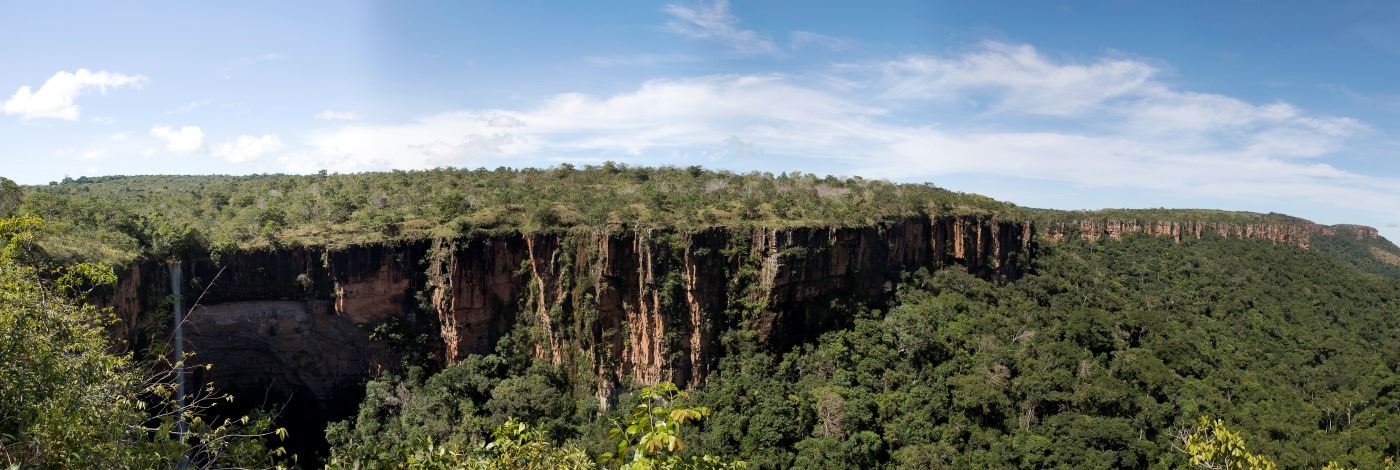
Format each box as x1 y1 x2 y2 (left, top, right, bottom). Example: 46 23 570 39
601 382 745 470
0 216 283 468
1177 416 1397 470
0 177 21 218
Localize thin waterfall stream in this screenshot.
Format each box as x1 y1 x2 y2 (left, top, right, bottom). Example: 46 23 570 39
169 260 186 437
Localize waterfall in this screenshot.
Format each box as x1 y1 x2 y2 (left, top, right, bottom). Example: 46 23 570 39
169 260 187 437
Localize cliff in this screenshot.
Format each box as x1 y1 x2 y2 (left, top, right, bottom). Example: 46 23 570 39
94 206 1399 460
97 213 1031 422
1040 219 1327 248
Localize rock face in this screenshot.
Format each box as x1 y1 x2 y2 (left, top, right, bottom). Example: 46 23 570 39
98 214 1035 412
89 211 1383 460
429 237 528 362
1354 226 1381 240
1041 219 1327 249
97 214 1379 418
183 300 396 460
184 300 395 416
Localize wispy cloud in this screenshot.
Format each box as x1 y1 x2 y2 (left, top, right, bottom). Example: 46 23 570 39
871 42 1156 116
314 110 359 121
150 125 205 153
172 98 214 114
291 41 1396 222
80 148 107 160
664 0 778 55
211 134 282 162
790 31 852 51
2 69 147 120
585 53 699 67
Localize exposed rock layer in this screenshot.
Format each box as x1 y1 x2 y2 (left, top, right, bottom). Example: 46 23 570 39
94 215 1377 439
1040 219 1353 249
100 215 1032 406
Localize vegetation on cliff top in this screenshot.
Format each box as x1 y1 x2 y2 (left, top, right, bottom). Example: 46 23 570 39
1036 208 1313 226
7 167 1396 279
11 165 1016 265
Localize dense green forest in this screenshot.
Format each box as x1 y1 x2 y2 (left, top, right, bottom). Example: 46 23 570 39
3 167 1400 468
327 235 1400 469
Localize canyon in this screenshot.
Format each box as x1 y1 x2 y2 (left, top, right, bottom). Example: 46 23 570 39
94 212 1376 448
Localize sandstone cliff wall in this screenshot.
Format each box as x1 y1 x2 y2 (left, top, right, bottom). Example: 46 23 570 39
88 211 1386 461
97 214 1033 412
1041 219 1338 249
99 214 1379 412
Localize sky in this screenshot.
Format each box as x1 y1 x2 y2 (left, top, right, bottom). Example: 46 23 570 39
3 1 1399 235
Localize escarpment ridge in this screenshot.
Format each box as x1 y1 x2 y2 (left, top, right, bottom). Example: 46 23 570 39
95 209 1393 419
34 169 1388 459
102 214 1033 404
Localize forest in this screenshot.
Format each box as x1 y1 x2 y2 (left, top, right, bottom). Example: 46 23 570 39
2 167 1399 469
325 236 1400 469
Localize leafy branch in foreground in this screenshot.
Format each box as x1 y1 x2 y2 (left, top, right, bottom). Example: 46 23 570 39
1177 416 1395 470
602 382 745 470
0 216 285 468
1176 416 1278 470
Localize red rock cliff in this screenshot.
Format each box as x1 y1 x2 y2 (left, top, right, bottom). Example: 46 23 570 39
1041 219 1324 248
98 213 1035 416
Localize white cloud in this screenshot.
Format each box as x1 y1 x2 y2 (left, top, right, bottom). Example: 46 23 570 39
874 42 1155 115
172 99 214 114
488 115 525 127
291 41 1397 219
664 0 778 55
150 125 205 153
315 110 359 121
80 148 108 160
2 69 147 120
585 53 698 66
289 74 883 172
211 134 282 163
790 31 852 51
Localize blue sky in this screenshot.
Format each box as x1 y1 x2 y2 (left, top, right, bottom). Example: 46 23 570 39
3 1 1399 235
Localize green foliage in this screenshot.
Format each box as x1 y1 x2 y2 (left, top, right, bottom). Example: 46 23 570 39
328 372 742 469
1041 208 1311 226
17 166 1022 263
319 224 1400 469
0 216 283 468
1180 416 1278 470
14 167 1400 467
680 236 1400 468
1178 417 1397 470
601 382 744 470
325 355 579 468
1311 224 1400 278
0 177 22 218
325 418 592 470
